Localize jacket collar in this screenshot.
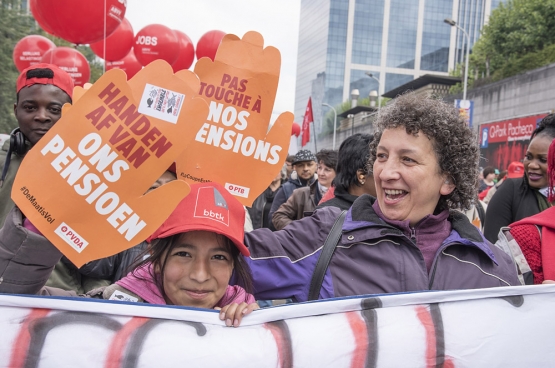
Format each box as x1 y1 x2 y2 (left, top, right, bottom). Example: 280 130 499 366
341 194 498 264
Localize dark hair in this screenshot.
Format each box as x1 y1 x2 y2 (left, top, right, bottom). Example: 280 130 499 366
519 114 555 193
334 133 373 192
498 170 508 182
316 149 338 170
368 93 479 211
130 232 253 304
286 154 295 163
530 114 555 141
27 68 54 79
482 166 496 178
16 67 73 103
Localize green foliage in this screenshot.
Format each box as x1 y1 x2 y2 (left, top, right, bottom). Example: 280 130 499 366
0 3 104 134
0 2 35 133
469 0 555 86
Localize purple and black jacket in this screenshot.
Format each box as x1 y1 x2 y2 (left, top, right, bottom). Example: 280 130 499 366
245 195 520 302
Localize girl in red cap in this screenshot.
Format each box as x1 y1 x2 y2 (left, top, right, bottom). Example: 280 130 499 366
0 182 258 327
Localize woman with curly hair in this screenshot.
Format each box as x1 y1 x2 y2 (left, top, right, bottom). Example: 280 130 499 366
243 93 519 303
484 114 555 243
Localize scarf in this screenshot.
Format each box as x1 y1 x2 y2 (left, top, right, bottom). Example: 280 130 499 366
116 264 255 307
511 207 555 281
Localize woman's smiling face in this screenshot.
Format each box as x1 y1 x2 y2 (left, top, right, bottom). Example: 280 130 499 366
161 231 234 309
524 134 552 189
373 127 455 226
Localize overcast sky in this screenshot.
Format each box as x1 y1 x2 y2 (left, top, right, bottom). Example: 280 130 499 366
126 0 301 120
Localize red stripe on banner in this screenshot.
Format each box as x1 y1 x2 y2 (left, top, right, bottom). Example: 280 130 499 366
347 311 368 368
264 321 293 368
104 317 149 368
416 306 437 368
8 308 51 368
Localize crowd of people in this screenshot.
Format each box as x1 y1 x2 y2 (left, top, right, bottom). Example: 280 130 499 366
0 63 554 327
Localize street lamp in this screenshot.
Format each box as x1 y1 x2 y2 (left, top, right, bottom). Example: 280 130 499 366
322 103 337 150
444 18 470 100
365 72 381 114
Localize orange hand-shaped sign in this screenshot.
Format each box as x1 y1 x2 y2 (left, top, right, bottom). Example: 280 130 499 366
175 31 294 206
12 60 208 267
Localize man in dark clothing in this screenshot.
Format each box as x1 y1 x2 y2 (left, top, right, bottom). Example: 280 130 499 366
0 63 73 227
268 149 317 221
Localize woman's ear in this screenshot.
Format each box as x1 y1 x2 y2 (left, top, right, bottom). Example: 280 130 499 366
440 176 456 195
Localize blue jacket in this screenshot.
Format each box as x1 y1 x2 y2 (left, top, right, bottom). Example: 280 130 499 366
245 195 520 302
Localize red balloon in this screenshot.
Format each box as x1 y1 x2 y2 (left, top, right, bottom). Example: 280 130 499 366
41 47 90 87
134 24 179 66
106 51 142 79
13 35 56 72
29 0 57 36
31 0 126 45
196 30 226 61
90 18 134 61
291 122 301 137
171 30 195 72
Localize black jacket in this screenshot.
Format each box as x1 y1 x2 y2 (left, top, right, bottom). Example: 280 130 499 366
316 187 359 211
484 177 541 243
247 186 280 230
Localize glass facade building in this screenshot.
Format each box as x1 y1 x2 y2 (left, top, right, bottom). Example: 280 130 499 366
294 0 507 125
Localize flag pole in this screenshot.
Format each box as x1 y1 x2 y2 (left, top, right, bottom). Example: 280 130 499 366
312 121 317 152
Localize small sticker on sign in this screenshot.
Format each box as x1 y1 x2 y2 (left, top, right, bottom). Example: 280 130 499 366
109 290 139 302
225 183 250 198
54 222 89 253
138 83 184 124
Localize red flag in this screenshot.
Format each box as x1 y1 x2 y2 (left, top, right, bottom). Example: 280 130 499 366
302 97 313 147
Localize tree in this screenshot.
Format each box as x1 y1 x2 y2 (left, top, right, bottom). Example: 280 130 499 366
471 0 555 80
0 1 36 133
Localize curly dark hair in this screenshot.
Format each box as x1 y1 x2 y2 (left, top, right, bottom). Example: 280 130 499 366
368 93 479 211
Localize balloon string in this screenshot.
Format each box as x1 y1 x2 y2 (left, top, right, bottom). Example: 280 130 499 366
103 0 107 73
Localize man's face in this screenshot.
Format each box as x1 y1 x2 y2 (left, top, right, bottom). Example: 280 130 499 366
14 84 71 145
294 160 316 180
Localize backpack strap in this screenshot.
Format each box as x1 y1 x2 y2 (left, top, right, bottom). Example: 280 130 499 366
308 210 347 301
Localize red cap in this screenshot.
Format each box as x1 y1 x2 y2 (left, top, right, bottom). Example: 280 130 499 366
16 63 74 99
507 161 524 178
147 182 249 256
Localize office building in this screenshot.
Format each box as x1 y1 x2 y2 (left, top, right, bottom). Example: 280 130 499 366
294 0 507 134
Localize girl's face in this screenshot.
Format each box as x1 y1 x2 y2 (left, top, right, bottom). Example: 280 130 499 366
524 135 552 189
161 231 234 309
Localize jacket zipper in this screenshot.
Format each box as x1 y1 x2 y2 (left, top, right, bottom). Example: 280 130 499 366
428 242 458 288
409 227 416 244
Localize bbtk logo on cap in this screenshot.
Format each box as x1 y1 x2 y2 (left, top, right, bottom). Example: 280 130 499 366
194 187 229 226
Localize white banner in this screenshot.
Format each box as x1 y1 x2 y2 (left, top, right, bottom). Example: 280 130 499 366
2 285 555 367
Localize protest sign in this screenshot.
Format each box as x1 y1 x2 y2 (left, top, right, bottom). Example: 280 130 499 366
12 60 209 267
2 285 555 366
175 31 294 206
